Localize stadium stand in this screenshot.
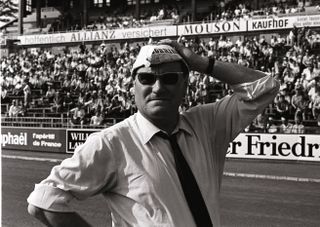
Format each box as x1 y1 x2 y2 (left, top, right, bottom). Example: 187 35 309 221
2 0 319 35
1 0 320 134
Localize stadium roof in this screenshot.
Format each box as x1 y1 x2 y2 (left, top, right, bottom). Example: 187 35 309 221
0 0 18 29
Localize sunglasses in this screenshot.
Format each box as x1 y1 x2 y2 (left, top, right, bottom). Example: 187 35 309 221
137 72 184 85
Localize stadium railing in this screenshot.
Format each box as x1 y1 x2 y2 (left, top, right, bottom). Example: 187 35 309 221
1 116 123 129
1 115 319 133
6 6 318 36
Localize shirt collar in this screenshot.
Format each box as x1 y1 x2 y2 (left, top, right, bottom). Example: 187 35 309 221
136 111 193 144
136 111 161 144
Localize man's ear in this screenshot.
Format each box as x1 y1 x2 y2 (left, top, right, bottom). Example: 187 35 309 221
133 77 138 88
183 74 189 86
182 76 189 96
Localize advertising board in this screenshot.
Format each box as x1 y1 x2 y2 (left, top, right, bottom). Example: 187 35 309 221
19 26 177 45
227 133 320 162
17 14 320 46
292 14 320 28
1 127 66 153
2 127 320 162
246 17 291 31
66 129 99 153
177 20 247 36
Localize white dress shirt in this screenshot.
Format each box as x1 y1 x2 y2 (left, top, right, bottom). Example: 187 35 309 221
27 74 279 227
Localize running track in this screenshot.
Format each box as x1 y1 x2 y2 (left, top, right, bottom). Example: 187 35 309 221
2 150 320 227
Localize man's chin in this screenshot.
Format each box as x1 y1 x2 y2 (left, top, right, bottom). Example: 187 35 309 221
145 105 173 118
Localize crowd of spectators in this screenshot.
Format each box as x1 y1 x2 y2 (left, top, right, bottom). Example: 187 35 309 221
40 0 313 34
47 4 181 33
1 0 315 37
209 1 306 22
1 25 320 132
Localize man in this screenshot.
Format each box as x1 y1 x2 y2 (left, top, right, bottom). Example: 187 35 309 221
311 87 320 121
8 100 23 117
266 117 278 133
280 116 294 134
51 91 64 113
27 40 279 227
292 115 305 134
291 84 308 121
274 93 290 119
251 111 268 133
90 110 104 127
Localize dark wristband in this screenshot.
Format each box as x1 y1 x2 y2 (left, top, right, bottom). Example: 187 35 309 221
206 56 215 75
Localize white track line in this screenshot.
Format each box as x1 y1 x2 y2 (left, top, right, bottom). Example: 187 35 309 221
2 155 320 183
223 172 320 183
2 155 62 163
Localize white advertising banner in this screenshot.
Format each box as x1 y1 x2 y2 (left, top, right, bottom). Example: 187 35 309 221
247 15 320 31
227 133 320 162
177 20 247 36
17 15 320 45
19 25 177 45
292 14 320 28
247 17 292 31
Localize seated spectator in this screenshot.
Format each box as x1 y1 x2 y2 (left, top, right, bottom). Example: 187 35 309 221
13 81 23 96
282 65 295 91
157 8 165 20
292 115 305 134
70 104 87 126
61 76 72 93
74 77 87 93
311 87 320 121
63 92 74 112
51 91 64 113
77 92 86 106
43 84 56 105
90 110 104 127
301 62 316 89
121 70 133 92
290 60 300 78
170 10 180 24
275 94 291 119
312 60 320 77
279 116 294 134
266 117 278 133
307 77 320 101
8 100 24 117
85 90 103 116
251 111 268 132
150 13 158 22
288 25 298 46
103 95 113 114
302 49 312 67
106 95 122 117
118 93 134 118
237 54 249 67
1 75 10 103
291 85 309 120
29 74 44 91
23 78 32 108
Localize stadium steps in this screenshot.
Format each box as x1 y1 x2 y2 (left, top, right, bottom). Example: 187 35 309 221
1 116 69 128
1 104 9 114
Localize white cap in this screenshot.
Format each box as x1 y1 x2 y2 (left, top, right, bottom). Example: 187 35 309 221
131 44 189 77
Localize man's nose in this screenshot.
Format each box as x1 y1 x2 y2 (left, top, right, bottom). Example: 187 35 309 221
152 78 166 92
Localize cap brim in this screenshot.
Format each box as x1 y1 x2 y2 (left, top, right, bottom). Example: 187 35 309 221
131 44 189 77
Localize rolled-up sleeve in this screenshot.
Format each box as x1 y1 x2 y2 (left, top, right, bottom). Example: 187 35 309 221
181 73 279 189
231 73 280 102
27 132 117 212
213 73 279 183
214 73 279 140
